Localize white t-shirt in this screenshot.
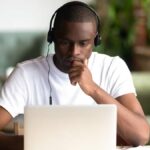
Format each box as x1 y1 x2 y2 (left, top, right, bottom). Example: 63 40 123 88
0 52 136 117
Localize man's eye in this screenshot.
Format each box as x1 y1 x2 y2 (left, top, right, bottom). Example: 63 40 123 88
59 40 69 45
80 41 88 46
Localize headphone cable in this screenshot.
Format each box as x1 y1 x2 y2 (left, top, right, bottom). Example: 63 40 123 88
46 43 52 105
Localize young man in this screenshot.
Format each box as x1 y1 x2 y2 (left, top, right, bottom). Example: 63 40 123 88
0 1 149 146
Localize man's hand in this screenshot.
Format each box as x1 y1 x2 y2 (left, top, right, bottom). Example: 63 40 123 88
0 107 12 131
68 56 97 95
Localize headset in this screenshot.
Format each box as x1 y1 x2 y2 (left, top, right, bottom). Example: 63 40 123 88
47 1 101 46
46 1 102 105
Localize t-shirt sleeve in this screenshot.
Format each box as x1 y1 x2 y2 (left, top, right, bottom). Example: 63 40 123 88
0 65 27 117
108 56 136 99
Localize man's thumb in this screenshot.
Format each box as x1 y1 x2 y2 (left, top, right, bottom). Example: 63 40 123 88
84 59 88 66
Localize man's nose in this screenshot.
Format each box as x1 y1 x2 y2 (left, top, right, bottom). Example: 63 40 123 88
70 44 81 56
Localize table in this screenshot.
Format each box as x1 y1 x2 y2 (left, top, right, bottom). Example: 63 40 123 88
0 134 23 150
0 134 150 150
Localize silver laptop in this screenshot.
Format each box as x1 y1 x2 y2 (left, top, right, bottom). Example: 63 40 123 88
24 105 117 150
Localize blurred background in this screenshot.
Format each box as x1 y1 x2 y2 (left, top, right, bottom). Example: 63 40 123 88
0 0 150 139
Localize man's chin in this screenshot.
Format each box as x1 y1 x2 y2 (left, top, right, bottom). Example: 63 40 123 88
62 66 71 73
61 61 72 72
58 63 71 73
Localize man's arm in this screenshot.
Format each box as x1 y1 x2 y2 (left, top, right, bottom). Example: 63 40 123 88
69 58 150 146
116 93 149 146
89 85 150 146
0 106 13 130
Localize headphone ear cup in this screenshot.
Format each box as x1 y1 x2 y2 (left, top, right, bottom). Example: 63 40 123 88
94 35 101 46
47 29 54 43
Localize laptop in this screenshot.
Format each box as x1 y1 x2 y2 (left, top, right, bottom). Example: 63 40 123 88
24 105 117 150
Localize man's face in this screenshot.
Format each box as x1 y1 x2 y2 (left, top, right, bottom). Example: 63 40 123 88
53 21 97 73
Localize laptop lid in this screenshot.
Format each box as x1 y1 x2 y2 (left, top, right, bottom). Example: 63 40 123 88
24 105 117 150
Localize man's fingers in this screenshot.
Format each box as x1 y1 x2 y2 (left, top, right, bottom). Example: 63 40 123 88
84 59 88 66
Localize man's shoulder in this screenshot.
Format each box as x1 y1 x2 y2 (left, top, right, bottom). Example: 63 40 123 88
13 54 54 76
90 52 127 73
91 52 122 64
17 54 53 69
18 56 46 66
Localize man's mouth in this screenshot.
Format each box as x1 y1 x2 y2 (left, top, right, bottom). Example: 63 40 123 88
62 56 83 70
63 57 73 67
65 57 82 62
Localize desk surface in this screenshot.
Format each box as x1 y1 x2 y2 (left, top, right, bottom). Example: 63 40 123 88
0 134 23 150
0 134 149 150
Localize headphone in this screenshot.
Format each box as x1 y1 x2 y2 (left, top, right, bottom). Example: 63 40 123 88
47 1 101 46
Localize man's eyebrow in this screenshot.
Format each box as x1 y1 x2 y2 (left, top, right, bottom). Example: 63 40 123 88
79 38 93 42
81 39 91 41
56 37 93 42
56 37 70 41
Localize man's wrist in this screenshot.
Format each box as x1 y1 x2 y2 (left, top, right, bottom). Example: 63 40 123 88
88 82 100 98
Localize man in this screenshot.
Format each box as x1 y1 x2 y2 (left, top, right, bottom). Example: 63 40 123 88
0 1 149 146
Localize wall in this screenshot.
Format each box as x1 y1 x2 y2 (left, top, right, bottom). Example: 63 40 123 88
0 0 94 76
0 0 93 31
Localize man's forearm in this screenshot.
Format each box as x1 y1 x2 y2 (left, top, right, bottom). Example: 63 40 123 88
88 84 150 146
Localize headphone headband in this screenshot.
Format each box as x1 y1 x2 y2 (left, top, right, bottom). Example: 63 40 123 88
47 1 101 46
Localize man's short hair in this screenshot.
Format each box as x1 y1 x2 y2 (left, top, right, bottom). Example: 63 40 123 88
54 3 98 30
